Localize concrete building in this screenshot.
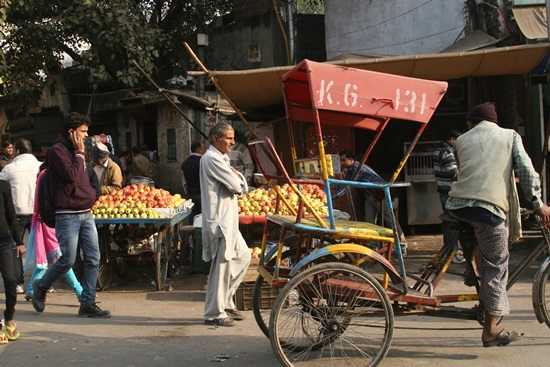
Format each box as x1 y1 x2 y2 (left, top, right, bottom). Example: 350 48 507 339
325 0 467 58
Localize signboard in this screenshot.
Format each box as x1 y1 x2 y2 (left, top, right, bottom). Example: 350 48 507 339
512 0 545 5
282 60 448 127
248 43 261 62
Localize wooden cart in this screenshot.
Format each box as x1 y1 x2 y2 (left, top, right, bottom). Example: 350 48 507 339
94 210 190 291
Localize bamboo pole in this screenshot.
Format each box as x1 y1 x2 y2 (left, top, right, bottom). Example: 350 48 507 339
182 42 258 140
132 60 208 140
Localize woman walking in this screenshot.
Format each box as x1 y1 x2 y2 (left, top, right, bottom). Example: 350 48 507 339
0 179 25 343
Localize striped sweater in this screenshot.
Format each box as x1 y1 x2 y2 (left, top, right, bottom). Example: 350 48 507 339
433 141 458 193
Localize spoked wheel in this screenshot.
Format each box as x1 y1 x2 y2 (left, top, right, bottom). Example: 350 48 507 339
534 257 550 328
252 236 350 338
97 227 113 290
252 248 295 338
269 262 394 367
97 259 114 290
155 228 174 291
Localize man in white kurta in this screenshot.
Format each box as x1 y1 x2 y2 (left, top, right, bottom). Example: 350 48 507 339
201 123 251 327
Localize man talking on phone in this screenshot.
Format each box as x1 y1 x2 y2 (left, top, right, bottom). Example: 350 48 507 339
32 112 111 318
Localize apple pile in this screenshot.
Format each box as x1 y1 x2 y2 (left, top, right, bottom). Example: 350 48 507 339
92 183 186 219
238 183 328 217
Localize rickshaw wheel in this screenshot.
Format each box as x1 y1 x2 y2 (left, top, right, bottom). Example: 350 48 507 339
252 237 349 339
270 262 394 367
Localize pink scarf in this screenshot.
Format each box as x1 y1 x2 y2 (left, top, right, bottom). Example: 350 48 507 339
24 169 61 270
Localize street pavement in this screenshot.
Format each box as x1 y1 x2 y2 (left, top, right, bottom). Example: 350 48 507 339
1 237 550 367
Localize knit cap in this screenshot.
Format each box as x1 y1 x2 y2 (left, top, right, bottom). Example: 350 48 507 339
467 102 498 123
91 142 110 158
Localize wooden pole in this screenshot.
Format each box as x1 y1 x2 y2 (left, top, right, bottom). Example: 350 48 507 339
182 42 258 139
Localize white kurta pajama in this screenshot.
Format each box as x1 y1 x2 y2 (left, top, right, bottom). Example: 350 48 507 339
200 145 251 320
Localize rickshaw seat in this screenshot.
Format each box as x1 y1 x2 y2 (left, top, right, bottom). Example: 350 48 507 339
267 214 395 242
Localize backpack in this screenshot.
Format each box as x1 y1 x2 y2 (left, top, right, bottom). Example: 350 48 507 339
37 142 71 228
38 169 56 228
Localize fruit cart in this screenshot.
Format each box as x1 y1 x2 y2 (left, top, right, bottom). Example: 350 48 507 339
94 209 191 291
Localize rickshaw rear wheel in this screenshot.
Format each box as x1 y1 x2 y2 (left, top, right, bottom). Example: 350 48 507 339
270 262 394 367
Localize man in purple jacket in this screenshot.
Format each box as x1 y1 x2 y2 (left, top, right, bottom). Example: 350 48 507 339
32 112 111 318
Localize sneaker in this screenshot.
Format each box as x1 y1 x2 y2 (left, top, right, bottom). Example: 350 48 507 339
78 303 111 318
31 280 46 313
452 253 466 264
15 285 24 294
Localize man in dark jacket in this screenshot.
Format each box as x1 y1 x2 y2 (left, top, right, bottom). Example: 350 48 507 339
0 141 13 172
32 112 111 318
181 140 206 223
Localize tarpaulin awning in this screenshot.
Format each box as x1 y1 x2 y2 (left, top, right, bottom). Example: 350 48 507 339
512 6 548 40
440 29 500 53
206 43 550 110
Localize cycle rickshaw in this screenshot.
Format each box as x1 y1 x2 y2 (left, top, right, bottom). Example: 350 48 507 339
243 60 550 366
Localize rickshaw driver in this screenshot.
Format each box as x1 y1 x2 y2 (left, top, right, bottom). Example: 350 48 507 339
447 102 550 347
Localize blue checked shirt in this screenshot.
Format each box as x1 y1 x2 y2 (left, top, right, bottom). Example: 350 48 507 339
332 161 383 200
446 131 543 219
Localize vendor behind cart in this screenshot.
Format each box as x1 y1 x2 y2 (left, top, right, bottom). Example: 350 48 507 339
91 142 122 195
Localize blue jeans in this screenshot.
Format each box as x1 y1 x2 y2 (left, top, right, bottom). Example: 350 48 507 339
38 212 99 306
26 267 83 297
439 192 459 252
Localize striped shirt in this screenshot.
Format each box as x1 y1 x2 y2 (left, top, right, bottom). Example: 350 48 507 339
433 141 458 193
446 131 543 219
333 161 383 200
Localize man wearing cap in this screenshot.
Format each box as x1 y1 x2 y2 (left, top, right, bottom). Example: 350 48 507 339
447 102 550 347
91 142 122 195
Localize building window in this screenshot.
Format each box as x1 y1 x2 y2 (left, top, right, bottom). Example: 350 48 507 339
167 128 177 162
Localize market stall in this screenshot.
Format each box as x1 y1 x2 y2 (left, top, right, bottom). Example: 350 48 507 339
94 209 190 291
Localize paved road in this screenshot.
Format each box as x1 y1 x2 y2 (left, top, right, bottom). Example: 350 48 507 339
1 244 549 367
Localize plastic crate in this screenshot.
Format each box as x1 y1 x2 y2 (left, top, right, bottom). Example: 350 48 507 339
234 282 279 311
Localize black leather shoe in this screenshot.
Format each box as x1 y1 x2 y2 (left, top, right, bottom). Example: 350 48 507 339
78 303 112 318
32 280 46 313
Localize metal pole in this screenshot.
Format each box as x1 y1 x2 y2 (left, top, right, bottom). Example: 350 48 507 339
287 0 295 64
547 0 550 40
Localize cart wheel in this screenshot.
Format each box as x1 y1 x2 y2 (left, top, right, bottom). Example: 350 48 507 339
252 248 344 339
156 229 175 290
270 262 394 367
97 259 114 291
97 227 113 291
